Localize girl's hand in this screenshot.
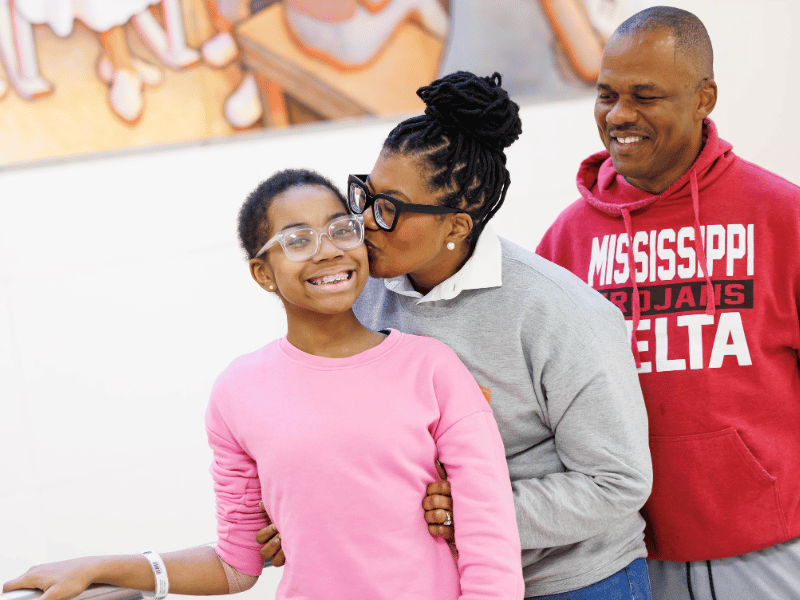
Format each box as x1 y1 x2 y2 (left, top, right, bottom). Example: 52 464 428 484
423 460 455 542
3 558 98 600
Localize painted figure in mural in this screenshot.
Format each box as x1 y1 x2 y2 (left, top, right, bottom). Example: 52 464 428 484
536 7 800 599
191 0 261 129
5 0 200 123
441 0 643 98
282 0 448 70
0 0 54 100
219 0 451 130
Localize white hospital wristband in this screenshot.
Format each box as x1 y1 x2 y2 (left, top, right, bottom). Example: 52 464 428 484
141 550 169 600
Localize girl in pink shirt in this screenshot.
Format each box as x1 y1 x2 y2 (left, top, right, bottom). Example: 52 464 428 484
3 169 523 600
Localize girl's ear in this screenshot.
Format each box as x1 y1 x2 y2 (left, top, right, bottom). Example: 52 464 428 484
250 258 277 292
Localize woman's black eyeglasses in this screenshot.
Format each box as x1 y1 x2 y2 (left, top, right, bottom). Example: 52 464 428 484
347 174 466 232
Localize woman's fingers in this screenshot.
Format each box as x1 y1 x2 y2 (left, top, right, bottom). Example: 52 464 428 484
271 548 286 568
258 528 282 563
422 491 453 512
423 477 454 540
427 522 455 542
425 479 451 497
255 523 278 545
255 503 284 567
425 506 455 542
424 508 454 525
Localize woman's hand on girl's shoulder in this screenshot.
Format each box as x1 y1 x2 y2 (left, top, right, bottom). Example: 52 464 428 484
3 558 98 600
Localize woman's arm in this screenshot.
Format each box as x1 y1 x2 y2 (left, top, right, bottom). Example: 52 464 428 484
510 332 652 549
425 304 651 553
2 546 229 600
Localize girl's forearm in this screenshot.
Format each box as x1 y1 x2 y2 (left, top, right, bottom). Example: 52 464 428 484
89 546 229 595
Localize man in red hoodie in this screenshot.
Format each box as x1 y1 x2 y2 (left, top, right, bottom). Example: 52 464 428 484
537 6 800 600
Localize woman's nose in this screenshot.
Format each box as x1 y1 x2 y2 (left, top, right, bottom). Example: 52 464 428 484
362 205 380 230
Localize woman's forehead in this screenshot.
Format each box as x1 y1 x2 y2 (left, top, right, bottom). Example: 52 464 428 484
370 152 429 196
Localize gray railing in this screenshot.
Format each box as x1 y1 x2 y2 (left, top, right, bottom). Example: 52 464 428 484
1 586 143 600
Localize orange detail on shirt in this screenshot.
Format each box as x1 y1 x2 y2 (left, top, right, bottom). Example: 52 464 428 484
479 386 491 404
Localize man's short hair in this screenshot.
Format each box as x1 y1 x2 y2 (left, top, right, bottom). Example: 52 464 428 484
614 6 714 79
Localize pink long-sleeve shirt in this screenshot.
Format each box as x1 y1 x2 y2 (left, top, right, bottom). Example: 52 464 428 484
206 329 523 599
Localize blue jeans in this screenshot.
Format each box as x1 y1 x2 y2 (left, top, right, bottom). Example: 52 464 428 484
526 558 652 600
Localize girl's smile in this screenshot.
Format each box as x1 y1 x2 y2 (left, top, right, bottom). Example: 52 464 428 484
256 185 369 317
306 268 356 289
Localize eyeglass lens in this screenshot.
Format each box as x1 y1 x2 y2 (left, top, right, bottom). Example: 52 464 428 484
349 182 396 230
282 217 362 260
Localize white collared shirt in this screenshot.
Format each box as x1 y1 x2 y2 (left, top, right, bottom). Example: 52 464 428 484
383 225 503 303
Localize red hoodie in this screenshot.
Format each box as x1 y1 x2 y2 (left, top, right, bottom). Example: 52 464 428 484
537 119 800 562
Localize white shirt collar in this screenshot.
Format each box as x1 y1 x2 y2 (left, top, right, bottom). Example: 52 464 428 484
383 225 502 303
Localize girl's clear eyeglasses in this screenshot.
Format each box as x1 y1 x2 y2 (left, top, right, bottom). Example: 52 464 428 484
255 214 365 262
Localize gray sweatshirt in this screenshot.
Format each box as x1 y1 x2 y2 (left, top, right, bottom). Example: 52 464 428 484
353 237 652 596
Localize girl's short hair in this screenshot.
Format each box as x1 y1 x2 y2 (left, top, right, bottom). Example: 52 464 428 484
238 169 347 260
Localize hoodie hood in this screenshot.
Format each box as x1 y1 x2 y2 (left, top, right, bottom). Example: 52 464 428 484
577 118 734 213
576 119 736 366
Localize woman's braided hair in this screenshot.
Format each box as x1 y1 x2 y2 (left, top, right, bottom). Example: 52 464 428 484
383 71 522 244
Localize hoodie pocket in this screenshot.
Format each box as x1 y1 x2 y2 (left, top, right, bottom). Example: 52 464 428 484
644 427 789 561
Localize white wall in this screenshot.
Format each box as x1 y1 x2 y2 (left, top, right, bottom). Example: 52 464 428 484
1 1 798 598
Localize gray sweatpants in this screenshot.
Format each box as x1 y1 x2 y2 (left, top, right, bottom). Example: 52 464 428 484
648 536 800 600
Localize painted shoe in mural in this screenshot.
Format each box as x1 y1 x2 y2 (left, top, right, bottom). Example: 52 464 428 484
96 54 164 87
202 31 238 68
109 68 144 125
224 73 263 129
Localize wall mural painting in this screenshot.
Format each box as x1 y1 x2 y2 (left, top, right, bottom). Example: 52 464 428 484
0 0 639 168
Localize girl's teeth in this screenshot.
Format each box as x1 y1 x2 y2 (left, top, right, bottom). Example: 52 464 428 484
312 272 349 285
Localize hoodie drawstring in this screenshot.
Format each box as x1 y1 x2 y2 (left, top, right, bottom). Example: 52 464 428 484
690 169 716 316
707 561 718 599
686 561 718 600
622 169 716 369
621 207 642 367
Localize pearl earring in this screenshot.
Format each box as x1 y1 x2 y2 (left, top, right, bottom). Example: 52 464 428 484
446 242 455 251
268 285 275 291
